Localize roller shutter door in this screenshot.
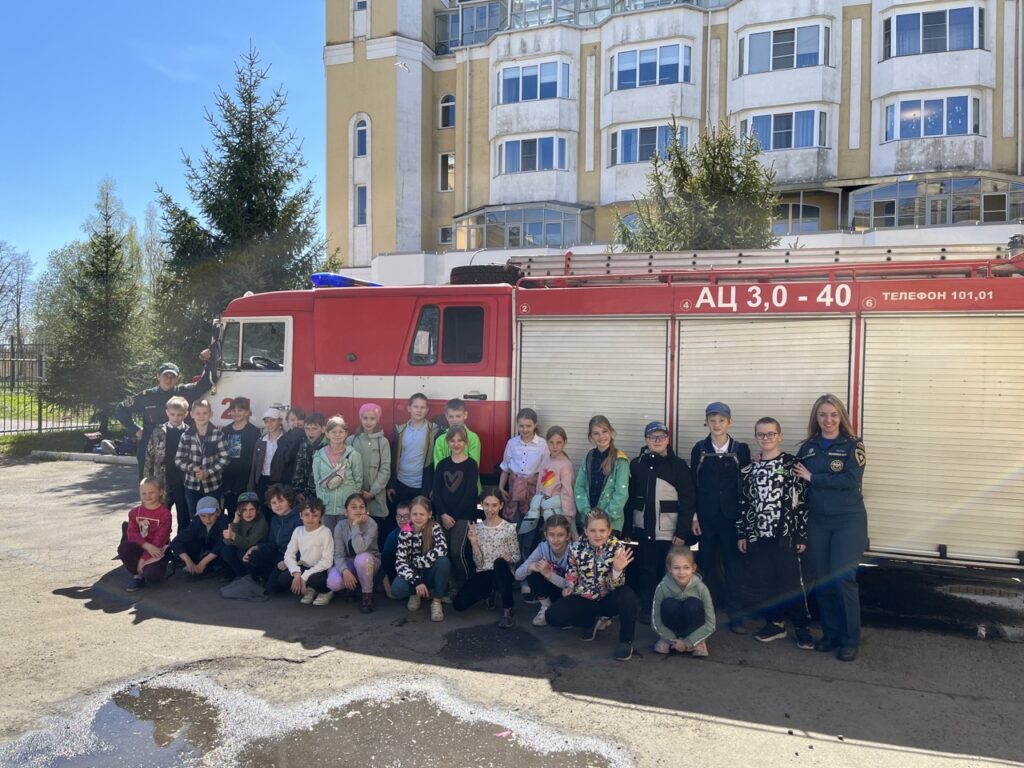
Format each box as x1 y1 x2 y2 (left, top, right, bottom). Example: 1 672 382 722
862 316 1024 565
518 318 669 466
676 318 852 457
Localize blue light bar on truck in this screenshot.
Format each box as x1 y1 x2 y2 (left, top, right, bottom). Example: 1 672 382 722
310 273 382 288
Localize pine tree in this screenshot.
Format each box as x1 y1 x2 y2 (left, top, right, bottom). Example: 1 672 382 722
156 45 325 369
614 122 780 252
43 180 148 432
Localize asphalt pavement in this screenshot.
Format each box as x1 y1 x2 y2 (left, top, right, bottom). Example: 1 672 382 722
0 458 1021 767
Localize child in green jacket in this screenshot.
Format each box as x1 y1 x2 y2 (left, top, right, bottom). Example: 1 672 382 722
573 415 630 534
651 546 716 657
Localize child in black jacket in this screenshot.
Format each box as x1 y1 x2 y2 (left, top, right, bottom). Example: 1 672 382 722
169 496 228 576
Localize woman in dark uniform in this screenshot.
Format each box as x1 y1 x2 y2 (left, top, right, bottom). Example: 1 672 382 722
793 394 867 662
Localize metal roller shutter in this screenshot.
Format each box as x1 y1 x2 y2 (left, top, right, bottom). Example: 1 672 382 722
862 316 1024 565
676 318 852 457
518 318 669 466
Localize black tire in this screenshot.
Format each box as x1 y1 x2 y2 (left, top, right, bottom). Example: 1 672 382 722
449 263 524 285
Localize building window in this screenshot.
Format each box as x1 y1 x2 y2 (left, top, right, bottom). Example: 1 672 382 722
741 110 825 150
774 203 821 235
851 177 1024 229
354 119 367 157
355 185 367 226
499 137 567 173
743 25 828 74
435 11 459 54
355 0 367 10
439 226 453 245
611 43 690 90
454 203 593 250
499 61 569 104
883 95 980 140
439 95 455 128
610 125 687 165
883 7 981 60
461 1 502 45
439 153 455 191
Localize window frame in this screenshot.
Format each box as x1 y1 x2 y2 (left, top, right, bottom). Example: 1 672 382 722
883 93 981 141
610 43 690 91
498 59 569 104
743 110 824 151
439 94 455 128
610 124 688 166
743 24 828 74
355 185 368 226
438 226 453 245
354 119 367 157
883 6 982 60
439 152 455 192
498 136 568 174
220 320 288 373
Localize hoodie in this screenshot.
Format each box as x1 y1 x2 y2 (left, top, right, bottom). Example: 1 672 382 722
347 429 392 518
651 571 716 647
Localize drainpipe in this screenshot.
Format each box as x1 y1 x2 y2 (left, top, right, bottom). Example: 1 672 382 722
1018 0 1022 176
705 11 712 127
464 50 473 212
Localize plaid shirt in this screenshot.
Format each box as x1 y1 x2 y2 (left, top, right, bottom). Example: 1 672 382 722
174 424 229 493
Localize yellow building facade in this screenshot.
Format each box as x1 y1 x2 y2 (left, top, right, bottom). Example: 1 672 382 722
325 0 1023 267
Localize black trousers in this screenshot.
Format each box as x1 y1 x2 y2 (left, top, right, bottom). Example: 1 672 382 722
275 567 330 593
746 540 811 628
166 480 188 536
526 572 564 602
697 514 744 617
545 586 639 644
248 544 284 591
453 559 514 611
628 536 672 607
660 596 706 639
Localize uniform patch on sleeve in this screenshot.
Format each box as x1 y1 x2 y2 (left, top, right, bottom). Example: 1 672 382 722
855 444 866 466
830 459 844 472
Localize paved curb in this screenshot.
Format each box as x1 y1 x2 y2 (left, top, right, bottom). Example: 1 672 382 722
30 450 136 466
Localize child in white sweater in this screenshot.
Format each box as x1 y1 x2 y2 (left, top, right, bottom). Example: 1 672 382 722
452 488 521 627
281 497 335 605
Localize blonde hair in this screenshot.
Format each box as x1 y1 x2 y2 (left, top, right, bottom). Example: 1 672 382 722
409 495 435 555
666 545 697 569
587 415 618 476
140 476 164 503
326 415 348 433
190 398 212 413
165 396 189 412
804 394 857 442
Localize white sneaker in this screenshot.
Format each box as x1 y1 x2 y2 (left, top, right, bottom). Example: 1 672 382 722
596 617 613 632
532 605 548 626
407 594 421 611
312 591 334 606
300 588 316 605
654 638 671 654
430 600 444 622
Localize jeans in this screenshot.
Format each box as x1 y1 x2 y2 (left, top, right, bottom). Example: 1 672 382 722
391 557 452 600
453 559 514 611
221 546 249 579
696 513 744 618
327 553 381 593
545 586 639 644
808 512 867 648
745 539 810 628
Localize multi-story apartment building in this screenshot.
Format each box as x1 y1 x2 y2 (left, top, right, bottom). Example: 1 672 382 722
324 0 1024 269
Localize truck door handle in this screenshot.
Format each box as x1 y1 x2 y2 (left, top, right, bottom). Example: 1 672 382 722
463 392 487 400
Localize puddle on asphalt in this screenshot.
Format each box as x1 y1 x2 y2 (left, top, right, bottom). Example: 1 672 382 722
237 698 611 768
0 676 627 768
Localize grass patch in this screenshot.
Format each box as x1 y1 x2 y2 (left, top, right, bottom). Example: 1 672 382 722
0 427 125 458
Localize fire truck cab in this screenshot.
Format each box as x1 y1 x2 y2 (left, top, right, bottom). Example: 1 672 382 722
213 245 1024 570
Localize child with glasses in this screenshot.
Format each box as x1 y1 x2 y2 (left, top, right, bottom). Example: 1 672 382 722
736 417 812 649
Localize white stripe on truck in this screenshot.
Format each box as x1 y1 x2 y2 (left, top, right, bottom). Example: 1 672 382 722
314 374 511 402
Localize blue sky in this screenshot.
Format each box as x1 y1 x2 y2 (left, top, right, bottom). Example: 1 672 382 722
0 1 326 271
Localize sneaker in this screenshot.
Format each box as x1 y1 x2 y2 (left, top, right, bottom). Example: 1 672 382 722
532 606 548 626
360 592 375 614
312 591 334 607
440 589 454 605
613 642 634 661
407 594 422 611
795 628 815 650
300 588 317 605
755 622 787 643
521 591 540 605
653 638 671 655
124 576 144 593
597 617 613 631
497 609 515 628
430 599 444 622
691 640 709 658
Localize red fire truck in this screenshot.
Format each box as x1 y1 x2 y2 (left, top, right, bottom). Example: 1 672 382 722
212 245 1024 570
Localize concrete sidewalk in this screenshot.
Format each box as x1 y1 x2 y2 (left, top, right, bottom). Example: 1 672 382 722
0 459 1021 767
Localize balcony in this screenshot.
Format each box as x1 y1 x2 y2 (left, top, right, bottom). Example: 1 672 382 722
872 48 995 100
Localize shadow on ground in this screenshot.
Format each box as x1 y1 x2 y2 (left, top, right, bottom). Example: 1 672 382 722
53 561 1024 763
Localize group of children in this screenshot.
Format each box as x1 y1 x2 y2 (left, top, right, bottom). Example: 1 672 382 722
119 392 818 662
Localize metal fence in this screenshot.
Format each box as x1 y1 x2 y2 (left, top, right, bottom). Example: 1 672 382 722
0 338 99 435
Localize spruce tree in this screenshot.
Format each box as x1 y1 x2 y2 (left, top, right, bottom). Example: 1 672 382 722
156 45 325 369
615 122 780 252
43 180 147 432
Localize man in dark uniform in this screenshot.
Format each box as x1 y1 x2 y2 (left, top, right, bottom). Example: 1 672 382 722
116 349 213 479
